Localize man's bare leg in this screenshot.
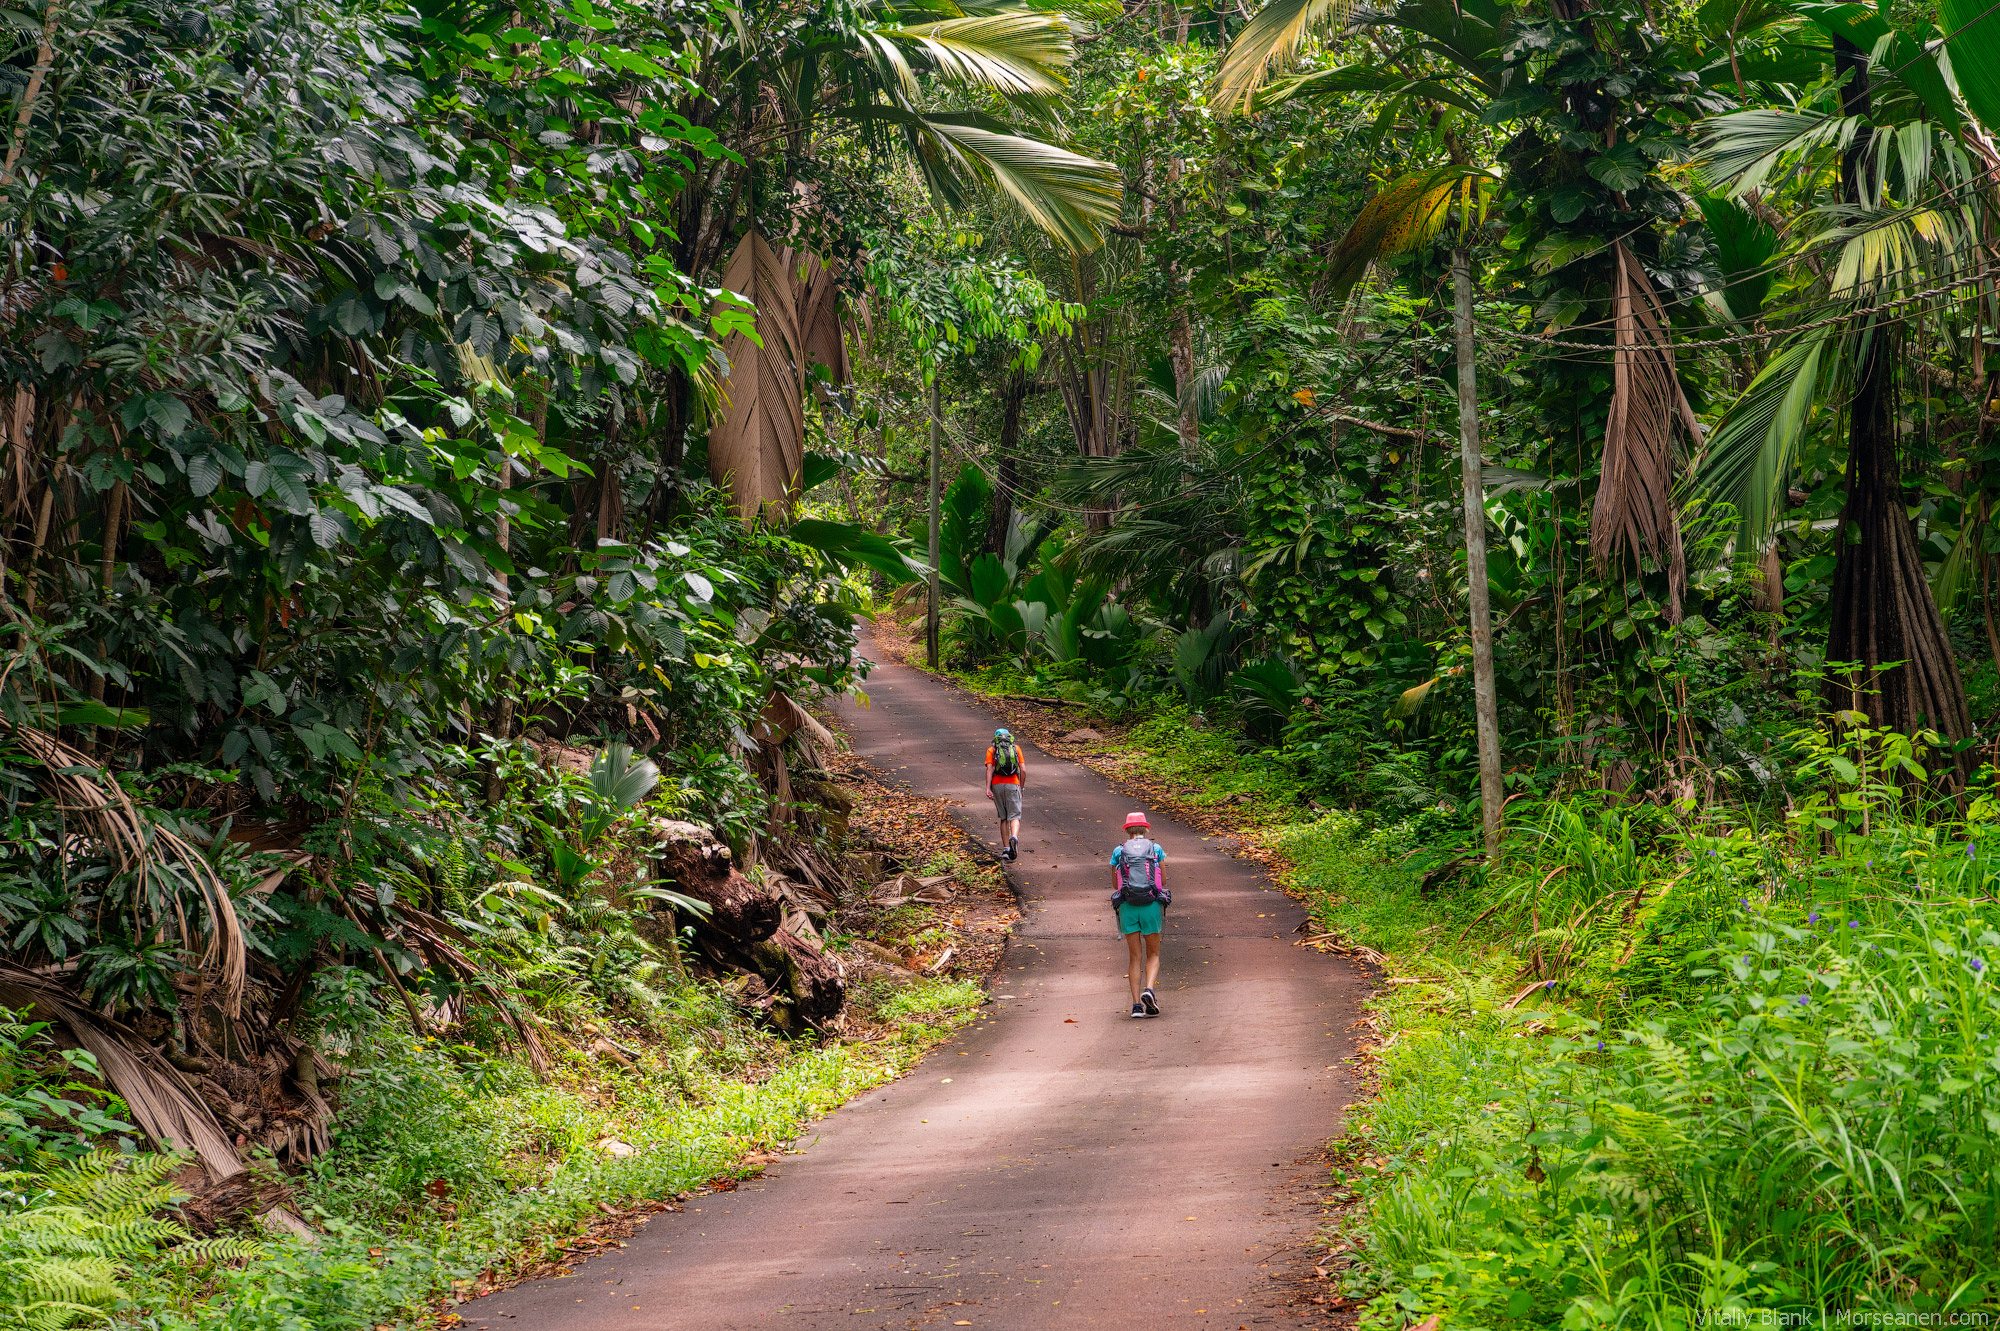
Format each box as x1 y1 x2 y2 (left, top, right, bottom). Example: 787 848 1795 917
1125 930 1146 1005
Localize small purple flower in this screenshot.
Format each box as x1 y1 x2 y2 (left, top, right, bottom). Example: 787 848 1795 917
1974 958 1987 973
1596 1040 1605 1052
1796 995 1811 1006
1808 913 1820 925
1741 898 1750 907
1545 979 1557 989
1971 842 1979 858
1849 921 1860 929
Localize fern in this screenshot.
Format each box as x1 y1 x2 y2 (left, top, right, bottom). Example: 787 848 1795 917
0 1150 255 1330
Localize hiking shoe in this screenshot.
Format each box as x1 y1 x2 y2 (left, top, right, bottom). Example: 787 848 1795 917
1131 1003 1146 1019
1141 989 1160 1016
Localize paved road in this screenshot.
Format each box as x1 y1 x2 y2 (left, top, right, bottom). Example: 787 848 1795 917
467 637 1368 1330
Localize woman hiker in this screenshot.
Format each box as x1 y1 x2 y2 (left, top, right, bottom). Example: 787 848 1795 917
1110 811 1169 1017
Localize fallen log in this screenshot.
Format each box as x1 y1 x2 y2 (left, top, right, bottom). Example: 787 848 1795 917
733 927 846 1034
647 819 781 944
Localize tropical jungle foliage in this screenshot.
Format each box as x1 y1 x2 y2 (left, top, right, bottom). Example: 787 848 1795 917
14 0 2000 1321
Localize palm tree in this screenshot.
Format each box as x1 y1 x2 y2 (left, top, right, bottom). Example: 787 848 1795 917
1694 10 1997 744
676 0 1125 520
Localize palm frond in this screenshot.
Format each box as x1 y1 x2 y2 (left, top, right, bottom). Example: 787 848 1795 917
1943 0 2000 135
878 12 1074 98
1694 109 1859 194
1593 242 1699 614
1692 322 1839 553
1211 0 1362 112
845 106 1122 253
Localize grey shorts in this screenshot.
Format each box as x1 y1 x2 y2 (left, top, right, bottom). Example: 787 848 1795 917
991 782 1022 821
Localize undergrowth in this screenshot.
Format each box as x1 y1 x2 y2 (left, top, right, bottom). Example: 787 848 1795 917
1058 701 2000 1327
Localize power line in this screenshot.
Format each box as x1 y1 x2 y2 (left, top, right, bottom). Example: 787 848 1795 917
1479 262 1998 350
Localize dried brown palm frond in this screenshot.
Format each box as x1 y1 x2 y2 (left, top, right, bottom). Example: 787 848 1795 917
796 253 852 403
0 964 240 1179
756 690 836 751
387 905 551 1076
1592 240 1700 620
4 719 246 1013
712 228 806 524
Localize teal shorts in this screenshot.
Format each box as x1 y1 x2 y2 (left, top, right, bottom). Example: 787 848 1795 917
1116 900 1164 936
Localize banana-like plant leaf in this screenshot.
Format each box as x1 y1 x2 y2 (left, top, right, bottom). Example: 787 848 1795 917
1943 0 2000 135
790 517 924 584
1328 166 1497 297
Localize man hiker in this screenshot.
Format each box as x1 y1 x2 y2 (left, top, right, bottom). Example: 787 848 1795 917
1110 811 1168 1017
985 727 1025 861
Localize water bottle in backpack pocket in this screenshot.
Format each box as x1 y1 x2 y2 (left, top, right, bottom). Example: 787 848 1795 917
1118 835 1165 906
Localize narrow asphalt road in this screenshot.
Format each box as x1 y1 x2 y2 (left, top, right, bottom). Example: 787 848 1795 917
467 634 1370 1330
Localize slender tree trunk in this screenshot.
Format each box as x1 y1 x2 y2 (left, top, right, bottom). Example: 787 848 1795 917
991 367 1025 552
1453 250 1503 860
927 379 942 669
1824 37 1971 748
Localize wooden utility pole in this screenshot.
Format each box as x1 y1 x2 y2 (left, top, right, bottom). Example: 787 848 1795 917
1452 249 1503 860
927 378 942 669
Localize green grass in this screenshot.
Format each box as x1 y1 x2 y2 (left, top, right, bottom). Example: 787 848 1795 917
1047 705 2000 1327
122 978 983 1330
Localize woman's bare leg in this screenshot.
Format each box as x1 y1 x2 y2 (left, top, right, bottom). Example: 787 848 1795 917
1125 930 1146 1003
1143 933 1162 994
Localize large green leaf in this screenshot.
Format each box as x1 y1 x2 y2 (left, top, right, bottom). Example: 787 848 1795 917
874 13 1074 99
1696 194 1779 322
939 463 993 595
790 518 925 584
1694 323 1838 552
968 552 1012 609
1797 3 1960 133
590 742 660 812
842 107 1122 254
1328 166 1496 296
1943 0 2000 134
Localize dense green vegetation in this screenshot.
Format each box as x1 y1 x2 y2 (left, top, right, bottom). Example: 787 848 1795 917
12 0 2000 1321
990 701 2000 1325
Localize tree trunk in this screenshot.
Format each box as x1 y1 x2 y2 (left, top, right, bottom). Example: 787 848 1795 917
927 378 942 669
1825 324 1971 742
1824 37 1970 747
1453 250 1504 860
991 367 1026 552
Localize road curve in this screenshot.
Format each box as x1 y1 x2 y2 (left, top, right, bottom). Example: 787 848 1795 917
467 634 1369 1330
